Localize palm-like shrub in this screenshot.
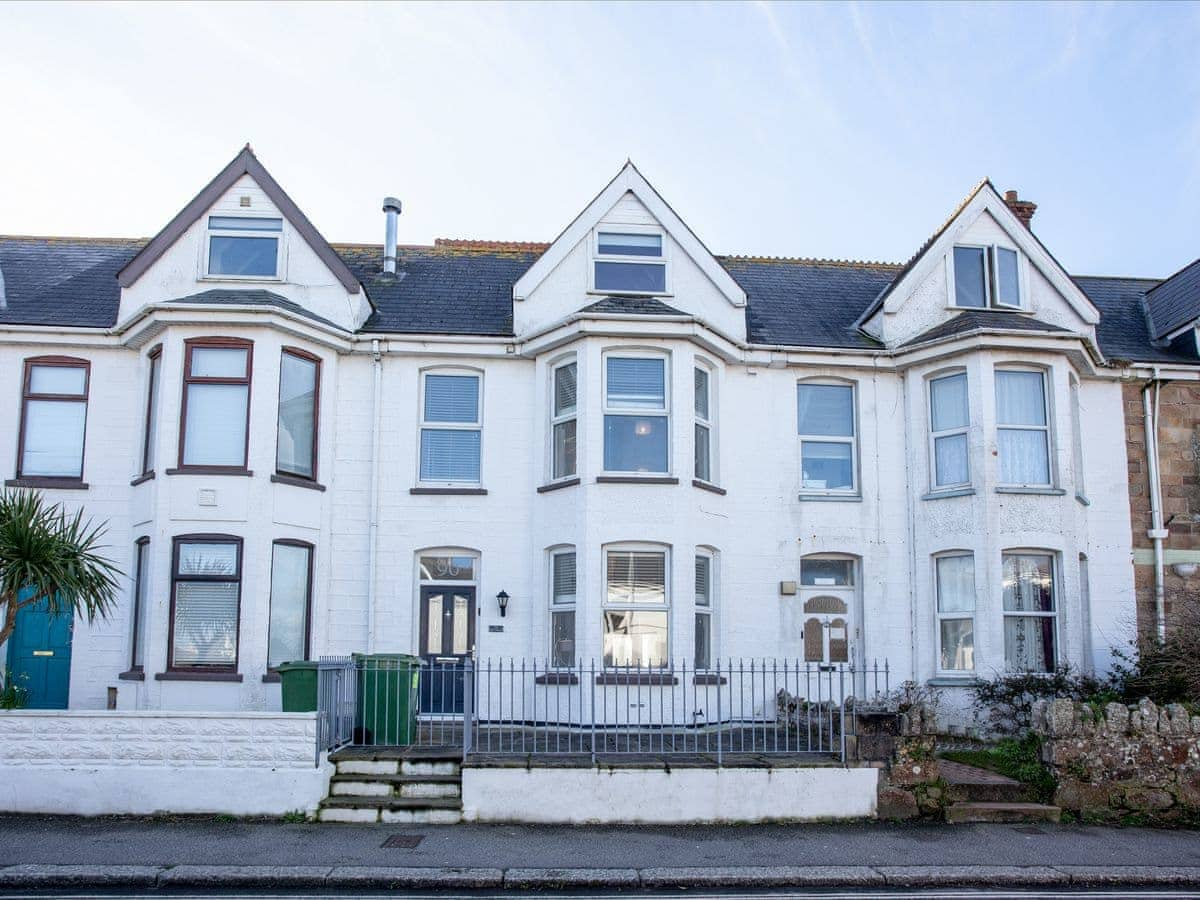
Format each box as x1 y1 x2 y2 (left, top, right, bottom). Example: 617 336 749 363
0 490 121 667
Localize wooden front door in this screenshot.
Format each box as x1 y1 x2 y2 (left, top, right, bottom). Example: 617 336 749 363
6 593 73 709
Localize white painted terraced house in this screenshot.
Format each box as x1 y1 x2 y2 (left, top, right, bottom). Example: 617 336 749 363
0 147 1148 724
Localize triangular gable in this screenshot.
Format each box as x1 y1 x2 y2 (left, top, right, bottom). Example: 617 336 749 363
117 145 361 294
512 161 746 307
858 179 1099 329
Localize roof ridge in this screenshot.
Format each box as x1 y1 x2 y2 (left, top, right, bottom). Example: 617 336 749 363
434 238 551 252
0 234 148 244
1146 256 1200 296
720 254 902 269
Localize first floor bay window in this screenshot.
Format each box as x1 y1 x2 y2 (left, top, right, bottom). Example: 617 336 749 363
551 361 577 480
1002 552 1057 672
995 369 1051 486
180 339 252 470
797 382 856 494
935 553 975 673
604 356 668 474
168 536 242 672
276 349 320 480
694 553 713 668
17 356 89 480
420 371 482 483
550 549 576 667
603 548 668 667
267 540 313 669
929 371 969 489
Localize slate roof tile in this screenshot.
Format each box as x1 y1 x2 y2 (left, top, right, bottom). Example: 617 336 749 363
581 296 685 315
1144 258 1200 340
899 310 1070 348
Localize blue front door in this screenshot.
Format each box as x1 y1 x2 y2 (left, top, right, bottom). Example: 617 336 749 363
6 593 73 709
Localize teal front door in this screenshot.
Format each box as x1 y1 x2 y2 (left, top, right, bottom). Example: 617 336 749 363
6 593 73 709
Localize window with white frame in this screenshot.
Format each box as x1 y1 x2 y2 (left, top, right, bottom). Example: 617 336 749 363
694 366 714 483
995 369 1052 486
1070 375 1086 500
935 553 975 673
593 231 666 293
929 371 970 489
206 216 283 278
550 360 577 480
1002 551 1057 672
797 382 857 493
603 548 668 667
604 355 669 474
694 552 714 668
420 372 482 483
952 245 1021 309
550 549 576 667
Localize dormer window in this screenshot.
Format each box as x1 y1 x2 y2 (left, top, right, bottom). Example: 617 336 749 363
952 245 1021 310
593 231 667 293
207 216 283 278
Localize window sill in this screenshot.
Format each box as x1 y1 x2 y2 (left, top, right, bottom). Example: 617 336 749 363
1076 493 1091 507
199 274 284 285
5 477 88 490
537 477 580 494
586 289 674 298
410 487 488 495
534 672 580 685
129 471 155 487
154 671 243 683
798 492 861 502
995 486 1066 496
262 672 282 684
596 476 679 485
165 467 253 477
595 672 679 686
271 473 326 492
117 668 145 682
692 479 727 495
692 673 728 686
921 487 975 501
944 304 1029 314
928 676 980 687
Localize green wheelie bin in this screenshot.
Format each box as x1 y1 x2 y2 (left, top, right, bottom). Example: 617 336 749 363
353 653 422 745
276 660 319 713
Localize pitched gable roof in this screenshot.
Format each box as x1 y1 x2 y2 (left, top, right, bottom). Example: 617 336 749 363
116 146 361 294
1145 257 1200 340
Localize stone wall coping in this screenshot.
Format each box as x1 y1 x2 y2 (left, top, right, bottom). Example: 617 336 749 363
0 710 317 721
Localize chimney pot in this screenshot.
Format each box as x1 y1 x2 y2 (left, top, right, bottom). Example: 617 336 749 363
1003 188 1037 231
382 197 402 275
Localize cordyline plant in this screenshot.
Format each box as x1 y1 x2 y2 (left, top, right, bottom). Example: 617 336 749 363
0 490 122 677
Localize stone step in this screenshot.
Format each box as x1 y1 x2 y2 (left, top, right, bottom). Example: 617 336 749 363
320 795 462 812
330 780 461 799
329 746 461 762
335 758 460 777
945 802 1062 824
330 772 460 785
317 805 463 825
946 781 1037 804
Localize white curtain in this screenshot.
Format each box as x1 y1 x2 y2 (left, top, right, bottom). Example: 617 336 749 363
797 384 853 436
995 371 1046 426
936 555 975 613
934 434 969 486
930 373 968 431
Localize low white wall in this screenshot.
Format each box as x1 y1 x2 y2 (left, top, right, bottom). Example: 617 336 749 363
0 711 331 816
462 765 878 824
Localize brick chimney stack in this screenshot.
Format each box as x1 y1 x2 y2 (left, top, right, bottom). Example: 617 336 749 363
1004 189 1037 230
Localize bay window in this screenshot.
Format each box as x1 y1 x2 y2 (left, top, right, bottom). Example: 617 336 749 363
694 366 714 483
168 536 242 673
420 372 482 483
935 553 975 673
16 356 89 480
797 382 857 494
140 347 161 477
127 537 150 675
550 360 577 480
952 245 1021 309
603 548 668 667
267 540 313 669
1002 552 1057 672
593 231 667 293
179 339 252 471
604 356 668 474
995 369 1051 486
695 553 714 669
929 371 970 489
206 216 282 278
550 549 576 667
276 349 320 480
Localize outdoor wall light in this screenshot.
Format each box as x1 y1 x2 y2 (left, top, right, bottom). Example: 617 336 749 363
1172 562 1198 579
496 590 510 617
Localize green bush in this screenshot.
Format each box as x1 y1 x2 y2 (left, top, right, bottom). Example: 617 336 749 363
940 733 1056 803
0 670 28 710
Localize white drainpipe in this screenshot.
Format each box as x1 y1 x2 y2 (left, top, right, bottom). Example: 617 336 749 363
1142 375 1168 643
367 339 383 652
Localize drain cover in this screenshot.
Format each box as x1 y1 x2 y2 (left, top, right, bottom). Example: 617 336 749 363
1013 825 1045 835
382 834 424 849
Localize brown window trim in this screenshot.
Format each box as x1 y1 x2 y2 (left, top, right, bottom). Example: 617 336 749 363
262 672 282 683
537 477 580 494
15 355 90 482
275 347 321 483
594 672 679 686
5 477 89 490
595 476 679 485
165 467 253 477
129 536 150 672
129 471 156 487
692 479 727 495
267 538 314 672
409 487 489 495
167 533 243 675
177 337 253 472
270 473 326 491
118 668 145 682
140 345 162 477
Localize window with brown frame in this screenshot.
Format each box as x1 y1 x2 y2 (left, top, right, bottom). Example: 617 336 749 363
16 355 90 482
267 540 314 669
178 338 253 472
140 347 162 476
127 537 151 674
276 349 320 481
167 535 242 674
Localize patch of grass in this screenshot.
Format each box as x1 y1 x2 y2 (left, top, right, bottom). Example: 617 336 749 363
213 813 236 824
281 810 307 824
939 733 1056 803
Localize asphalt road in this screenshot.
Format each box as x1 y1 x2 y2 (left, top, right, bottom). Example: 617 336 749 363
0 815 1198 870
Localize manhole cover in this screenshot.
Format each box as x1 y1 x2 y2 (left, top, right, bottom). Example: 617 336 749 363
382 834 424 849
1013 825 1045 835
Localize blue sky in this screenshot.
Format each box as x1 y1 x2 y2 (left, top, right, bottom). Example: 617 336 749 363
2 1 1197 277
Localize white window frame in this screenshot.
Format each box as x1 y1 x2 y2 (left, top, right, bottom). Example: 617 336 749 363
202 215 286 282
549 356 578 482
602 543 670 668
948 243 1025 311
417 368 484 486
1001 549 1060 673
934 551 976 676
549 546 577 668
797 379 859 497
694 548 716 669
693 361 717 485
602 350 671 476
927 369 971 491
589 225 671 296
1070 374 1087 502
994 366 1054 489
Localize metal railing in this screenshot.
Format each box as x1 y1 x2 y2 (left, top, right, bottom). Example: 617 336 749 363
315 656 889 766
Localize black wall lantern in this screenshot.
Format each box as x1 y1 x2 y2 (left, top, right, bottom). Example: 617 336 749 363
496 590 510 618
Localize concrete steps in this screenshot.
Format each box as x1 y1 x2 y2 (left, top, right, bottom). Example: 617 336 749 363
939 760 1060 824
319 751 463 824
945 802 1062 824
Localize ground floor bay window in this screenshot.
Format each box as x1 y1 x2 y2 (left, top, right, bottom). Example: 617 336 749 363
603 548 668 667
1002 551 1057 672
167 536 242 674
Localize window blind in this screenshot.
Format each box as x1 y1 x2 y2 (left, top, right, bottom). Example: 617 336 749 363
172 581 238 667
606 358 665 408
553 552 576 604
554 363 577 416
606 551 666 604
424 374 479 423
694 367 709 419
695 555 711 606
797 384 854 436
420 429 481 482
930 373 968 431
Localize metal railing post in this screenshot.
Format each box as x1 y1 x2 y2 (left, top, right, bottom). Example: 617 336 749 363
462 658 474 761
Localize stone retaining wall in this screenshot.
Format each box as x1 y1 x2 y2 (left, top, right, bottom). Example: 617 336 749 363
852 706 943 819
1032 698 1200 821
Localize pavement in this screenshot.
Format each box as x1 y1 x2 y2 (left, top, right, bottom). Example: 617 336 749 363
1 815 1199 891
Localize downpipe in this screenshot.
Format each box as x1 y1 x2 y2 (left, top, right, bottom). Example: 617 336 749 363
367 339 383 653
1142 376 1168 643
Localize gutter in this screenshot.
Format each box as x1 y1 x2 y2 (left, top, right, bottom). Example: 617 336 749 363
1142 370 1168 642
366 339 383 652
